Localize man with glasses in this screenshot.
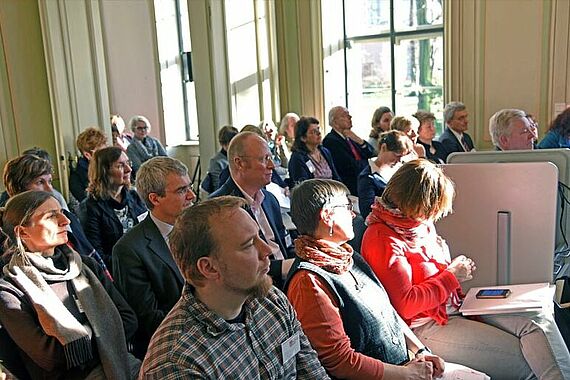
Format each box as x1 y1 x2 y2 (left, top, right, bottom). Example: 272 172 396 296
489 108 535 151
113 156 195 358
210 132 295 289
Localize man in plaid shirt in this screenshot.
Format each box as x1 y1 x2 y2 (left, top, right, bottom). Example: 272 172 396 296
139 196 328 379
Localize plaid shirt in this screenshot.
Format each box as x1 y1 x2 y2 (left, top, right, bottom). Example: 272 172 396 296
139 284 329 379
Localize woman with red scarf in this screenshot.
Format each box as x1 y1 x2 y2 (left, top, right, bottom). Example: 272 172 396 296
285 179 445 380
362 159 570 379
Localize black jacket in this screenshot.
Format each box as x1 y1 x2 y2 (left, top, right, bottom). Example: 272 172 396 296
112 215 184 359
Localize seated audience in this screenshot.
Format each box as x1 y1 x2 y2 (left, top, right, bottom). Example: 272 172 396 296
489 108 535 151
538 107 570 149
438 101 475 161
390 115 426 158
286 179 444 380
111 114 132 151
0 191 140 379
414 110 447 163
21 147 69 211
323 106 375 196
69 127 108 202
201 125 238 193
362 159 570 379
357 131 413 220
278 112 300 165
140 196 328 379
368 106 393 153
1 154 109 277
288 116 341 186
113 157 194 359
126 115 167 178
210 132 294 288
84 147 147 269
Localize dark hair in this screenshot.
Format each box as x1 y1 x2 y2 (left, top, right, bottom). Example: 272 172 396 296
292 117 320 153
22 147 51 162
1 191 55 260
169 196 247 285
218 125 239 146
549 108 570 138
3 155 53 197
378 130 414 154
87 146 125 199
290 179 349 235
413 110 436 128
370 106 392 138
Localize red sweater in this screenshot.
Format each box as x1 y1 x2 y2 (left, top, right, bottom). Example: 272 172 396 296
287 270 385 380
361 204 462 325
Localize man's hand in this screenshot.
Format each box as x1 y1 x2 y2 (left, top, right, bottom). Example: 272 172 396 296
342 129 365 145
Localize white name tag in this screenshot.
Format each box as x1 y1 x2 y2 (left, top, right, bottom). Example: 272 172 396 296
137 211 149 223
306 160 316 174
281 333 300 364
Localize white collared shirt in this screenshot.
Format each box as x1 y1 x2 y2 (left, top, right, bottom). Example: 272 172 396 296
149 212 174 244
235 182 284 260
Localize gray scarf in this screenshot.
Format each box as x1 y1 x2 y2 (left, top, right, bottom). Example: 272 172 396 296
3 246 133 379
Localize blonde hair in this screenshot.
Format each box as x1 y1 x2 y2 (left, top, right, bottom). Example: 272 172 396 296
382 159 455 221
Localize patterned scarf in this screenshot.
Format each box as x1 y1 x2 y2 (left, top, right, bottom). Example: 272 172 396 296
294 235 353 274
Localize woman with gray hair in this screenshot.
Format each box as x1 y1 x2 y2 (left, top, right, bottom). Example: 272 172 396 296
126 115 167 178
285 178 445 380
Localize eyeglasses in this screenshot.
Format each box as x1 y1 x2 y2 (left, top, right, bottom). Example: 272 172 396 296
170 184 195 196
136 126 149 131
307 129 321 136
330 202 353 212
114 160 132 170
239 154 274 165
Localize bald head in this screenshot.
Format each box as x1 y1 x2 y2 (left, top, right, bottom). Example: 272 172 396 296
328 106 352 132
227 132 275 195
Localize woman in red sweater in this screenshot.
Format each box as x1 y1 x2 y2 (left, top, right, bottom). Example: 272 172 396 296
362 159 570 379
286 179 445 380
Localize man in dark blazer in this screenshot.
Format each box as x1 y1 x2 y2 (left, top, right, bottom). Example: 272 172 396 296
112 156 195 358
439 101 476 162
210 132 294 289
322 106 375 196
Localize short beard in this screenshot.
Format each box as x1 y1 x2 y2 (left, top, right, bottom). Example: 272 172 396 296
249 274 273 299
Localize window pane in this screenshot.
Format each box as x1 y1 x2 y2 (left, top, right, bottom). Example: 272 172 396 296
394 0 443 32
232 84 261 128
345 40 392 138
394 35 444 133
345 0 390 38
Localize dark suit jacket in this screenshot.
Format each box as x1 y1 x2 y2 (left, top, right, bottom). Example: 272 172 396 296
357 165 388 220
82 188 147 269
288 146 341 186
438 127 474 162
209 177 294 288
322 130 375 196
69 156 89 202
112 215 183 358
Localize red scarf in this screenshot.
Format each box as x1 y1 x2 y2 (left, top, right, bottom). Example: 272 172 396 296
294 235 353 274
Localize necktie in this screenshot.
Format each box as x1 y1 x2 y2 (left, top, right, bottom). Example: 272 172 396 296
346 138 362 160
460 135 469 151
